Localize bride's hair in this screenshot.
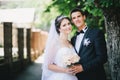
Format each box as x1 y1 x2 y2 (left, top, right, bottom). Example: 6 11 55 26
55 15 71 34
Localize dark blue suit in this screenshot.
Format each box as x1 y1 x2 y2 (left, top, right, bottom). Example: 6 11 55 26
71 28 107 80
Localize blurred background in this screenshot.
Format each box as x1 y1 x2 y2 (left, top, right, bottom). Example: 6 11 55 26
0 0 120 80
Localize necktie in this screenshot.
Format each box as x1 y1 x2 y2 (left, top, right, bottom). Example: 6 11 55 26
76 30 84 36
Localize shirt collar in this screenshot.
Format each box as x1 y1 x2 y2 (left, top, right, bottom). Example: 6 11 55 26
77 26 88 33
82 26 88 33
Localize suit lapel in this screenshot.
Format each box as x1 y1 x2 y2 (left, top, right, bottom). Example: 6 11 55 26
72 36 77 47
78 28 91 54
72 36 77 53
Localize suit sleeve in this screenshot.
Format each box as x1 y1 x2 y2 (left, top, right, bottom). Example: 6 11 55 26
82 30 108 71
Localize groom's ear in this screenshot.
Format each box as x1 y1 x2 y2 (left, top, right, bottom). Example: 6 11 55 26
84 15 86 21
71 19 74 25
71 20 73 24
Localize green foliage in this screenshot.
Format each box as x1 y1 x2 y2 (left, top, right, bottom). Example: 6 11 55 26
45 0 120 32
45 0 105 31
99 0 120 8
45 0 77 15
45 0 120 31
36 7 60 30
83 2 104 29
1 0 119 31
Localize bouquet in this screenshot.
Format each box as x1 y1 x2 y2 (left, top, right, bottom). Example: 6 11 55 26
63 53 80 68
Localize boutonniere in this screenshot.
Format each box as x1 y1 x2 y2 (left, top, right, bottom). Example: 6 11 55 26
83 38 91 46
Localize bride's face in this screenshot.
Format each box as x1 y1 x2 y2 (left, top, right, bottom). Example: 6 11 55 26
59 19 72 34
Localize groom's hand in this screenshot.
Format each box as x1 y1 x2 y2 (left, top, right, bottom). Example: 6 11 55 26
70 64 83 74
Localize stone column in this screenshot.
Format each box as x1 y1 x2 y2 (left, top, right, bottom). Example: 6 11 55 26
26 28 31 63
3 22 13 76
17 28 24 68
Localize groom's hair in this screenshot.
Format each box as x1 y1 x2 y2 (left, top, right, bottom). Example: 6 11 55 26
70 8 85 19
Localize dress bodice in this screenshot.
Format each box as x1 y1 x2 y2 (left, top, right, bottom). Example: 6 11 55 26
54 47 77 68
48 47 78 80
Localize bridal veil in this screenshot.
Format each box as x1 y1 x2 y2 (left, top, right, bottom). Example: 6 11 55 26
41 20 60 80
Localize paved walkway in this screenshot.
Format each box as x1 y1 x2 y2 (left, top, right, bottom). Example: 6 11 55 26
14 54 44 80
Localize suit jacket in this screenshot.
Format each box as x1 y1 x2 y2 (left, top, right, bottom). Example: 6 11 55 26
71 28 108 80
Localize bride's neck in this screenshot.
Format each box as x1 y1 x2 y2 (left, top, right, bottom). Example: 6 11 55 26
60 33 68 40
59 33 69 46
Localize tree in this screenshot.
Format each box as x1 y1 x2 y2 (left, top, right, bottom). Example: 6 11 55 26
94 0 120 80
46 0 120 80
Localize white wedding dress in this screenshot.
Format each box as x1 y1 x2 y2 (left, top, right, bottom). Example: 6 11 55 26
48 47 78 80
42 20 78 80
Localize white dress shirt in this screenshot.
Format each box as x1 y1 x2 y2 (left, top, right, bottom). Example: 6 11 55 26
75 27 88 53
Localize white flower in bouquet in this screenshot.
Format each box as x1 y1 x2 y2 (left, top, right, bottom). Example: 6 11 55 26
63 53 80 67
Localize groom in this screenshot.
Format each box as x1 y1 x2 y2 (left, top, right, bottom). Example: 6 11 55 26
70 8 108 80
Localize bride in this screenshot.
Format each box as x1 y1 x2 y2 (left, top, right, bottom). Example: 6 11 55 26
41 15 79 80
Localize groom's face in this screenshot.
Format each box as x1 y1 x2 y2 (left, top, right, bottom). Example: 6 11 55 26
71 11 86 29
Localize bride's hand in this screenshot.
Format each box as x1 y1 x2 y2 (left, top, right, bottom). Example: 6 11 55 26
65 68 76 75
69 64 83 74
64 68 73 74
